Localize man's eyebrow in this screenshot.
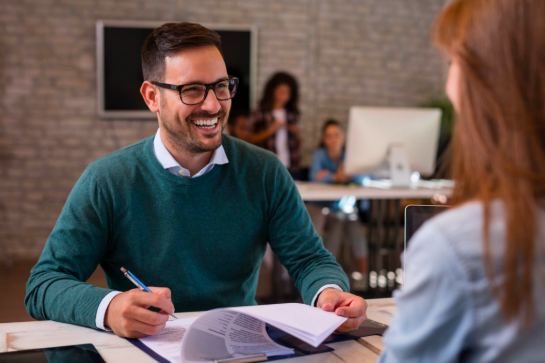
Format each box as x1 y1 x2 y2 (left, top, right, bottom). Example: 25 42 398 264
183 77 229 85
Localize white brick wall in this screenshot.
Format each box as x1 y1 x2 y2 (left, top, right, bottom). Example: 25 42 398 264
0 0 446 258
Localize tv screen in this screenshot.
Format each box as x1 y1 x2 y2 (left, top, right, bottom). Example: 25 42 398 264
97 21 256 119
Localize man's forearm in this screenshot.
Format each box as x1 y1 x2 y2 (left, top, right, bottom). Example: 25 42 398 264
26 267 115 329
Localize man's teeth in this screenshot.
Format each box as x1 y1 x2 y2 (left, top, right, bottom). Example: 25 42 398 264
192 118 218 129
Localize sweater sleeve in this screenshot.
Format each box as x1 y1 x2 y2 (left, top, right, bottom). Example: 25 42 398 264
25 168 116 329
266 162 350 304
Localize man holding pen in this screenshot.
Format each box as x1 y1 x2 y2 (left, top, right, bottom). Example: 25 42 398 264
25 22 367 339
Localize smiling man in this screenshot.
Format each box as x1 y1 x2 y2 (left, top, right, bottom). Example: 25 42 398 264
25 22 366 339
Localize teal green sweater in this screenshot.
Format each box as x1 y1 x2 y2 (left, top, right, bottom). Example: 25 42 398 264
25 135 349 329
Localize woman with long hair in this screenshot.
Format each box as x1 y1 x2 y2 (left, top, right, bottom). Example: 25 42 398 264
378 0 545 361
249 72 302 179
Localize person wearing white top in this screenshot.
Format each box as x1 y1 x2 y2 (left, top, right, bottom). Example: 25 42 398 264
250 72 301 179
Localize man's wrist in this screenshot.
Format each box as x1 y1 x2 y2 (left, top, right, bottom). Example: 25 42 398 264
96 291 122 331
312 284 343 307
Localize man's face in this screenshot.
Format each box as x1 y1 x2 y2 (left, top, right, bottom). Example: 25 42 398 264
158 46 230 155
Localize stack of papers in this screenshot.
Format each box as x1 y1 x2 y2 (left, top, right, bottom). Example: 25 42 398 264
137 303 347 363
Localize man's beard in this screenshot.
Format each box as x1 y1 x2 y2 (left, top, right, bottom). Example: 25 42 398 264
159 97 228 156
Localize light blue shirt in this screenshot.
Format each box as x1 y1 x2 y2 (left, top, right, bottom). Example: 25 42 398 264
378 201 545 363
309 147 345 183
309 147 369 185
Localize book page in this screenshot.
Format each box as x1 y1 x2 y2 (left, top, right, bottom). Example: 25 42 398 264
229 303 347 347
138 317 198 363
224 312 293 357
182 311 293 363
137 303 342 362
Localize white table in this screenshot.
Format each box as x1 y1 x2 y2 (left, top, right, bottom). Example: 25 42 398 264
0 298 396 363
295 181 453 201
296 181 452 273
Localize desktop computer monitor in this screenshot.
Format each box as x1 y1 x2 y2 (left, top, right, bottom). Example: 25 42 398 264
345 106 442 186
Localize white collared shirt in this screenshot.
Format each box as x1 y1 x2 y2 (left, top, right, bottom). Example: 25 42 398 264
272 109 291 169
153 128 229 177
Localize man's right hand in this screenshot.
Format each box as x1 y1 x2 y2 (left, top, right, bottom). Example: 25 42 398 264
104 287 174 338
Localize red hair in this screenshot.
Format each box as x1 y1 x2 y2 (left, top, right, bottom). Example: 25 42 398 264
433 0 545 324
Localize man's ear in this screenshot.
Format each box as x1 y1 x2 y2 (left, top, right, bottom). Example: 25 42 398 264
141 81 160 113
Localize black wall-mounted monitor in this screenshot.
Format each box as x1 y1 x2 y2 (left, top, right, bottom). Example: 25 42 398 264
96 20 257 119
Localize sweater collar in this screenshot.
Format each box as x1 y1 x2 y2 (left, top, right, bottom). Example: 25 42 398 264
153 128 229 176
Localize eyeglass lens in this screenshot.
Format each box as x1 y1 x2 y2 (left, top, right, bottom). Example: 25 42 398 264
180 79 238 105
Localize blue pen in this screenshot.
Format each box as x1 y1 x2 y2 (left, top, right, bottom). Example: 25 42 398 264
120 267 178 319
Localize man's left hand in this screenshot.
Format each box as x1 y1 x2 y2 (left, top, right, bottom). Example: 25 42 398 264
317 288 367 333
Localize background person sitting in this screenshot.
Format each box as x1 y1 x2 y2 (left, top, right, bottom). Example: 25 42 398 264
226 109 251 143
308 119 369 290
249 72 301 180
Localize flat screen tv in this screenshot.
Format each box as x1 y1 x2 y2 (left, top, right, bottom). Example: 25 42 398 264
96 20 257 119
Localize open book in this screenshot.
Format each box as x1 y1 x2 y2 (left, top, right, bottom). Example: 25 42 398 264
135 303 347 363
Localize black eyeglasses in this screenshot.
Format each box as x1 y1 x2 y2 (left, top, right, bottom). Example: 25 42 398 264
152 77 239 105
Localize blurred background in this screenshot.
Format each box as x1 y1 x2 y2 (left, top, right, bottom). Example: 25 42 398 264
0 0 452 323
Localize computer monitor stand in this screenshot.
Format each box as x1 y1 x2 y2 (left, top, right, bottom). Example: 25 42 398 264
388 144 412 187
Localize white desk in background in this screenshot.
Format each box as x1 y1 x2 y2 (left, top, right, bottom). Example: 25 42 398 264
0 298 396 363
295 180 453 273
295 180 453 201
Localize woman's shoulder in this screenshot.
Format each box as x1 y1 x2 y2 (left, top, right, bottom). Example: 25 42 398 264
311 147 328 161
426 200 512 244
312 147 327 156
428 201 487 234
416 201 488 250
252 106 277 121
411 201 505 281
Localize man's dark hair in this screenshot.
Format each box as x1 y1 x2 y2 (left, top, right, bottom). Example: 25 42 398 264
141 22 223 82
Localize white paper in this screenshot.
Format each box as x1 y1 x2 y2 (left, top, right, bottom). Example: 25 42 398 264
193 310 238 339
138 317 198 363
138 303 346 362
224 312 293 357
229 303 347 347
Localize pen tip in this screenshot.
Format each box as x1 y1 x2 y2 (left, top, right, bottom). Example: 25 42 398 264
120 267 127 273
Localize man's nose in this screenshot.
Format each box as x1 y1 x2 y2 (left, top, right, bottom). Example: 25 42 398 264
200 89 222 114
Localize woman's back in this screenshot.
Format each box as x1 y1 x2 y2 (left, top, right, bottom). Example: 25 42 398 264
379 201 545 362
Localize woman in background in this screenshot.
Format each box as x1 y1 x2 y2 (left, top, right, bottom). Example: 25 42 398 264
250 72 301 179
309 120 368 288
378 0 545 361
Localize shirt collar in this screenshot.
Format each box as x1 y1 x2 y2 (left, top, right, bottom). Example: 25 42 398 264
153 128 229 174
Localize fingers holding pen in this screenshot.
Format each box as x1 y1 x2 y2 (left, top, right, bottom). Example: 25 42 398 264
105 288 173 338
129 288 175 316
